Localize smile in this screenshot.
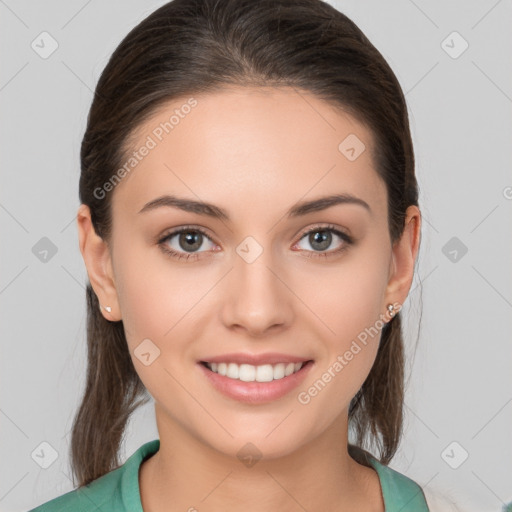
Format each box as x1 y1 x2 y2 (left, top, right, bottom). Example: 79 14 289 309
198 359 314 404
202 361 305 382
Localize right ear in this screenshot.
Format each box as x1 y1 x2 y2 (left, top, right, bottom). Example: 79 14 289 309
76 204 121 321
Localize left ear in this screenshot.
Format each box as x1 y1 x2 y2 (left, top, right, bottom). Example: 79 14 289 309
385 205 422 309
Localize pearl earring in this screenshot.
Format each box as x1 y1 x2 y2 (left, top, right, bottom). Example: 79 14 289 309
100 304 112 313
387 304 395 317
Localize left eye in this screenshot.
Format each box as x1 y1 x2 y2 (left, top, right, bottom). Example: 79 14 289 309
294 226 352 255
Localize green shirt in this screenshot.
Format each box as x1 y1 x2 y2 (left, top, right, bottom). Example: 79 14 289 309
29 439 430 511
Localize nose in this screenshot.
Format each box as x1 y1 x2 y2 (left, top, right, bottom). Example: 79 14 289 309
220 244 293 337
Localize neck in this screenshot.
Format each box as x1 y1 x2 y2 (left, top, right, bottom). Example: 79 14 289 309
139 404 383 512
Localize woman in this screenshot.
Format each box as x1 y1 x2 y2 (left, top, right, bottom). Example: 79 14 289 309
30 0 429 510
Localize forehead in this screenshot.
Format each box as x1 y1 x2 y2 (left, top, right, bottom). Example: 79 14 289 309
111 86 386 220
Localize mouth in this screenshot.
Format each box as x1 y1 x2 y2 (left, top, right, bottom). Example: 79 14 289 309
200 360 308 382
198 357 314 404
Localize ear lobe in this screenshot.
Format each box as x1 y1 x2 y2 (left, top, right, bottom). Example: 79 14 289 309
385 206 422 300
76 204 121 321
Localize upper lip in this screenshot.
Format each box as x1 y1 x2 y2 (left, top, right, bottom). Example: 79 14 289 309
199 353 312 365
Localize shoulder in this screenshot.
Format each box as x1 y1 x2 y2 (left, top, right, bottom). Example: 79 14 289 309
27 465 125 512
368 457 431 511
27 439 160 512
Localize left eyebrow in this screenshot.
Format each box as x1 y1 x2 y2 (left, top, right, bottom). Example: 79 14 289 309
137 193 372 220
288 194 372 217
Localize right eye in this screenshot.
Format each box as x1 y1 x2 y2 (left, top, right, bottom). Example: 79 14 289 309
158 226 218 261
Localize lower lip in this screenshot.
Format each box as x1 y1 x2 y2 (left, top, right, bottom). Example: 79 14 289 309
198 361 314 404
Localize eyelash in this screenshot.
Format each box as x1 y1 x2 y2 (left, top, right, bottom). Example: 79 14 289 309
157 223 354 262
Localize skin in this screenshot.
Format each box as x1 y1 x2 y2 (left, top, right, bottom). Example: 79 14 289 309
77 86 421 512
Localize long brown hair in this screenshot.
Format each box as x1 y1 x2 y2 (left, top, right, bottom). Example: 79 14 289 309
72 0 421 488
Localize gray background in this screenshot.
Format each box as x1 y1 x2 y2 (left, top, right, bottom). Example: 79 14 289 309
1 1 511 511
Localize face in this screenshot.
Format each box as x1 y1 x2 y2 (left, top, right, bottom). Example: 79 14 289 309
101 86 400 459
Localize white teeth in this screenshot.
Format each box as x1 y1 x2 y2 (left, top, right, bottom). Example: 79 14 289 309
226 363 239 379
256 364 274 382
205 361 306 382
273 363 285 379
239 364 256 382
285 362 295 376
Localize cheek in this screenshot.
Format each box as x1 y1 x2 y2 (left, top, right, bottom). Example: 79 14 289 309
303 253 389 347
114 254 195 406
295 247 390 397
113 242 214 384
114 237 197 338
296 268 387 427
